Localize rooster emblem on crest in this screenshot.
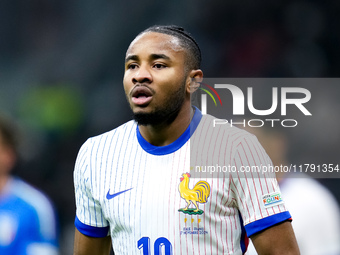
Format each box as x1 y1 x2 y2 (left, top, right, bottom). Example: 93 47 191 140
178 173 211 215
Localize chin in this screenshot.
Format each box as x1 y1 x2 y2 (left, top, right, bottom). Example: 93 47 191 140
132 107 152 115
133 112 157 126
133 108 180 126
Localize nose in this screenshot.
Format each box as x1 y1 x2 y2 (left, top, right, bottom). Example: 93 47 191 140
132 65 152 84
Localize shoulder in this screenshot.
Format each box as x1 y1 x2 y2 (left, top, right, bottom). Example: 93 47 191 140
86 120 136 146
191 114 266 173
77 120 137 156
9 178 57 239
197 114 260 146
85 120 137 143
10 178 54 212
74 120 137 177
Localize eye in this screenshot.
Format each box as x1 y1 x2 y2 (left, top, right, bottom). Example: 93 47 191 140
127 63 138 70
153 63 167 69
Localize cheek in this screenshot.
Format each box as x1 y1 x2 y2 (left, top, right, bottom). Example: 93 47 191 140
123 75 132 95
156 71 186 92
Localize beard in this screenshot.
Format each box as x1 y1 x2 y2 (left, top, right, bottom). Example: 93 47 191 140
133 82 187 126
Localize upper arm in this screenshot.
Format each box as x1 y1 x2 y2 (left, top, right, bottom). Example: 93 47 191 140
231 134 290 231
251 221 300 255
231 134 298 253
74 139 111 253
74 139 109 236
73 228 112 255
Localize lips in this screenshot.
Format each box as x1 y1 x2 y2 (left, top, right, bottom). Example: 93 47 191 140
131 86 153 106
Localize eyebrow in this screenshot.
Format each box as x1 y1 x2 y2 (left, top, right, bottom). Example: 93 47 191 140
125 53 171 63
150 54 171 61
125 55 139 63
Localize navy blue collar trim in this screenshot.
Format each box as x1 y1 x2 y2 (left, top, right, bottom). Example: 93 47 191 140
136 106 202 155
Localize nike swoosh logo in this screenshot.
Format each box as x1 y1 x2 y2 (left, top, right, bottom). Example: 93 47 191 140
106 188 133 200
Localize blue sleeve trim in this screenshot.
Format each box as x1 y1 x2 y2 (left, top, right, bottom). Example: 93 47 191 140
74 216 109 238
245 211 292 237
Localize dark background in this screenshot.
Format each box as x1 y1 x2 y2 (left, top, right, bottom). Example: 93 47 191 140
1 0 339 253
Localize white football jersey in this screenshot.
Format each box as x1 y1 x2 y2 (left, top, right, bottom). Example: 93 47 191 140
74 107 290 255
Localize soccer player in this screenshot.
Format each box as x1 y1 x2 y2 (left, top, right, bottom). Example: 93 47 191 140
0 115 59 254
73 25 300 255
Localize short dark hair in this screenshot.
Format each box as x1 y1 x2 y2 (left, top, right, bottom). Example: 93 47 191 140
0 114 18 154
139 25 202 70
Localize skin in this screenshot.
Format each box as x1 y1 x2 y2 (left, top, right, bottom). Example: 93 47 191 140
73 31 203 255
123 32 203 146
73 229 112 255
73 31 300 255
0 135 16 193
244 127 300 254
251 221 300 255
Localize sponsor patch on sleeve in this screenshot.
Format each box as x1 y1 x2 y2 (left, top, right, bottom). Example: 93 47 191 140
262 192 283 208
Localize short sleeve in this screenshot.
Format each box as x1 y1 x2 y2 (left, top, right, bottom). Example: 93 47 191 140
230 134 291 237
74 139 110 237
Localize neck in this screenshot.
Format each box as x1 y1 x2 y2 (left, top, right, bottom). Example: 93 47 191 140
138 102 194 146
0 175 10 194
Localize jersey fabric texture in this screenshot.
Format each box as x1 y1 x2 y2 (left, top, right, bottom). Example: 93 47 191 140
74 107 291 255
0 178 59 255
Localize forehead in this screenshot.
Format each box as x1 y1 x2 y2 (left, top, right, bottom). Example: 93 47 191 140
126 32 184 58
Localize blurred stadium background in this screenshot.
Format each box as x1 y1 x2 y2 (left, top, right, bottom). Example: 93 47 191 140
1 0 340 253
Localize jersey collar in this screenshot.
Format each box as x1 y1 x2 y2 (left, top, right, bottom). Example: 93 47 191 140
136 106 202 155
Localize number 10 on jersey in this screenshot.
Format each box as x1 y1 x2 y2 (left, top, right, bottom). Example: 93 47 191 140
138 237 173 255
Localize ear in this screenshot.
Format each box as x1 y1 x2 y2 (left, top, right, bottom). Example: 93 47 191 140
186 69 203 94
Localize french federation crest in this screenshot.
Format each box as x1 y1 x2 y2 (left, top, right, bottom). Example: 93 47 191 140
178 173 210 215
